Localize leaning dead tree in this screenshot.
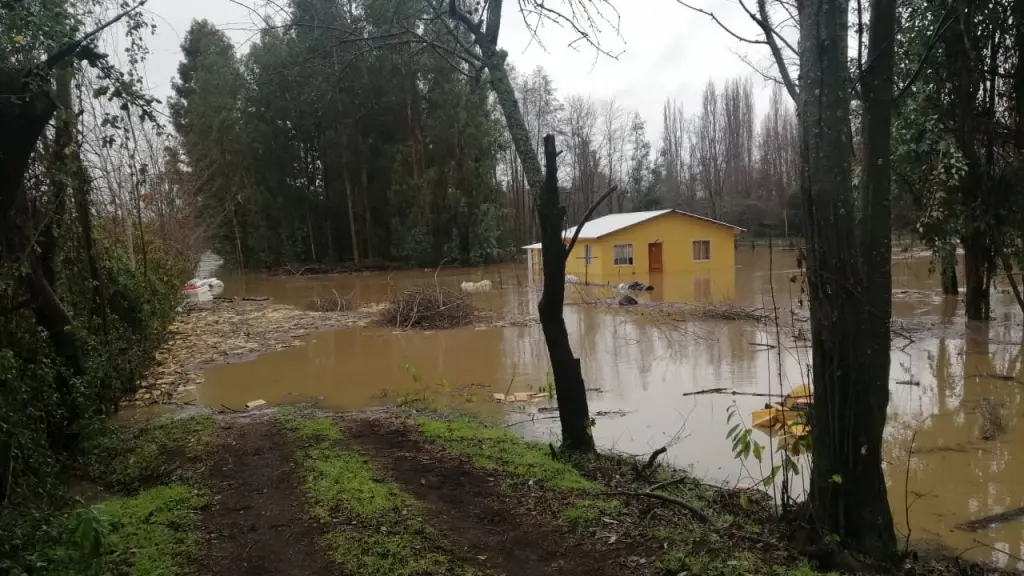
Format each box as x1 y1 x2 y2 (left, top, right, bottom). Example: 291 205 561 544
537 134 616 452
412 0 621 451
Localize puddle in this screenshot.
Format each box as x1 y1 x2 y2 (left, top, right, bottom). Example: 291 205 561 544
198 249 1024 568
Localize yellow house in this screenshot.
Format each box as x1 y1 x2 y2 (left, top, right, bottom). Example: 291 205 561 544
523 209 744 283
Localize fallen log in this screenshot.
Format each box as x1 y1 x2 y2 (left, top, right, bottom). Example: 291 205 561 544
956 506 1024 532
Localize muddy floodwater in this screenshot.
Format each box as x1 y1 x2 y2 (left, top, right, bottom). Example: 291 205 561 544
201 249 1024 568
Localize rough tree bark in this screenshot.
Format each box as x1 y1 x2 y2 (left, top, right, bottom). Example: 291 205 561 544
537 135 595 451
945 0 990 321
799 0 897 560
941 254 959 296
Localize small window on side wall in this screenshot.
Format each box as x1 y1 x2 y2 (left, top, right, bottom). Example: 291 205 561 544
613 244 634 266
692 240 711 261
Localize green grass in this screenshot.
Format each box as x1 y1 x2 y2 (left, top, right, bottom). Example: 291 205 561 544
22 481 205 576
97 485 205 576
559 498 623 531
326 532 457 576
9 416 216 576
278 409 480 575
418 417 597 491
415 415 840 574
78 415 214 492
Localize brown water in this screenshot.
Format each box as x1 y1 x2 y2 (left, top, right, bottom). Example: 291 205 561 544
204 249 1024 568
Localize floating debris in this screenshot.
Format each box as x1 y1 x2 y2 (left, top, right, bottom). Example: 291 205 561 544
129 299 379 408
752 385 812 443
492 392 552 403
245 399 267 409
380 285 475 330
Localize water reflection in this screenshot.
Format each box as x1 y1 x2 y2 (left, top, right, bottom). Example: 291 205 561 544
204 248 1024 567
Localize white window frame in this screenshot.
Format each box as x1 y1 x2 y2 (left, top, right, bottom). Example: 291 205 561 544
613 244 634 266
584 243 593 265
692 239 712 262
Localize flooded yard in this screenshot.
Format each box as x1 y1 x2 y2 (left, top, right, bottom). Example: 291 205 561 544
188 249 1024 569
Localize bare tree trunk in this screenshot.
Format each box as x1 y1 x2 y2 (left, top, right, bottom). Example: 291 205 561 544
345 166 359 263
941 251 959 295
800 0 896 559
538 134 595 452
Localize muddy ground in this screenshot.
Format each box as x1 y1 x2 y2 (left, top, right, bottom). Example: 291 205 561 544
184 409 1012 576
199 412 625 576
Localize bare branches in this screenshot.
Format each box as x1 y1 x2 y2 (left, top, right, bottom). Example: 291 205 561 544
400 24 482 67
564 185 617 259
751 0 798 102
603 491 715 525
436 0 621 60
673 0 798 102
674 0 767 45
44 0 150 70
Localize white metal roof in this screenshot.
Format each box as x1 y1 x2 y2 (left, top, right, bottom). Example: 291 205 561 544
521 209 744 249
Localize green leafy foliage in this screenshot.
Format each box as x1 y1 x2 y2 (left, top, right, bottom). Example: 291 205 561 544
0 240 189 568
2 417 208 576
724 404 806 498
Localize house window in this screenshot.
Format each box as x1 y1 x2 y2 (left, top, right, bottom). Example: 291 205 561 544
613 244 634 266
692 240 711 261
584 244 593 265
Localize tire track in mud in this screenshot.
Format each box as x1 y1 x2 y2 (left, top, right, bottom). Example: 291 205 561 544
344 415 621 576
195 416 337 576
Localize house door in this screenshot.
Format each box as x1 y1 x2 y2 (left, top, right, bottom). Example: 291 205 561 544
648 243 663 272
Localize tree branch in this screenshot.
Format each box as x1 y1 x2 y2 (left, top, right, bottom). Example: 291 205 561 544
674 0 767 45
565 185 617 260
674 0 797 102
44 0 149 70
400 24 483 66
448 0 484 36
602 491 715 525
484 0 503 45
752 0 798 102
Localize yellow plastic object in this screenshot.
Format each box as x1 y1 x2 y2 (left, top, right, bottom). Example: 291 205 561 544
752 404 804 430
784 384 812 409
752 407 776 428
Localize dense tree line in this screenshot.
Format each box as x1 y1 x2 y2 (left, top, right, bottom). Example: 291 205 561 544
171 1 507 269
174 3 805 267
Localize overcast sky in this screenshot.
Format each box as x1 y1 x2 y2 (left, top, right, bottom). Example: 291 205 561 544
136 0 781 141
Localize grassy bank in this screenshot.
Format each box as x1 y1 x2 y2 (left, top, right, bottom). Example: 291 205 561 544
277 409 482 575
5 407 1008 576
418 415 824 575
2 416 213 575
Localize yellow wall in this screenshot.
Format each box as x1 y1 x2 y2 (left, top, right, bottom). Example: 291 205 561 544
564 212 738 280
536 211 737 286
